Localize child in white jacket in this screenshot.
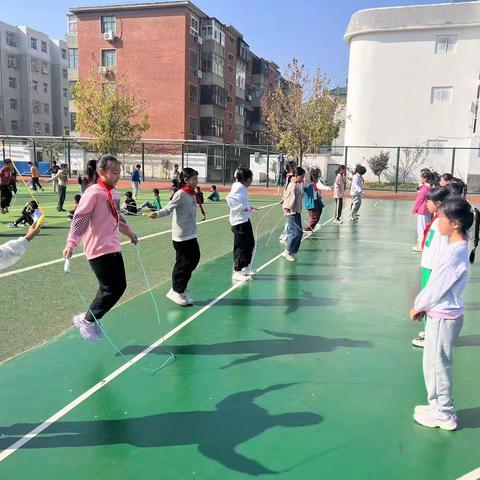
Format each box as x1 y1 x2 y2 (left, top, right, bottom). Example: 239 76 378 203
0 224 39 270
226 167 256 282
350 165 366 221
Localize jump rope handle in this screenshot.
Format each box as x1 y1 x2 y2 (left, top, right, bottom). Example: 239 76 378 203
64 258 72 274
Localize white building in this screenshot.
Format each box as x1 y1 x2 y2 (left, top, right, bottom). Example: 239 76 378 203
0 21 69 137
344 1 480 188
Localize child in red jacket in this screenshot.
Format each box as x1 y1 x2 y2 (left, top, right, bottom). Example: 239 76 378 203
412 171 432 252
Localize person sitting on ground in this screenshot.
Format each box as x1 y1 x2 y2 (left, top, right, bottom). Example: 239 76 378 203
207 184 220 202
121 191 138 215
138 188 162 212
9 200 42 228
68 194 82 220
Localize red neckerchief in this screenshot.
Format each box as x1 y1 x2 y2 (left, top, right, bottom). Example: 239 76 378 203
181 185 206 218
422 213 438 249
310 181 318 192
97 178 119 225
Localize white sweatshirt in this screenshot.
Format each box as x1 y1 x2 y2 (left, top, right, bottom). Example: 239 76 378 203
415 240 469 319
350 173 364 196
226 182 251 226
421 217 449 270
0 237 28 270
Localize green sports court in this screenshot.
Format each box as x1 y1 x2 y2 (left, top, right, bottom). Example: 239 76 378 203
0 186 480 479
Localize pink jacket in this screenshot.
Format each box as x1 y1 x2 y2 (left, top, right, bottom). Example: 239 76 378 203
67 184 134 260
412 184 431 215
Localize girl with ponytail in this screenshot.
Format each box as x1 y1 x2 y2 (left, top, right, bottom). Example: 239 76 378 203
409 197 479 431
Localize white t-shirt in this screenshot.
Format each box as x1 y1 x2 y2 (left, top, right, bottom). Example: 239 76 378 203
421 217 449 269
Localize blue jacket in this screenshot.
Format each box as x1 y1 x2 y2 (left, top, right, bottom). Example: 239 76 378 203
131 170 141 182
303 182 324 210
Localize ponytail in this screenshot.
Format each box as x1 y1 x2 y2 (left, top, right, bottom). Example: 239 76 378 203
470 207 480 264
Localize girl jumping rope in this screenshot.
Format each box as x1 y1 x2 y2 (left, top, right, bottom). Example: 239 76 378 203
303 167 324 232
409 196 479 430
63 155 138 342
149 167 204 306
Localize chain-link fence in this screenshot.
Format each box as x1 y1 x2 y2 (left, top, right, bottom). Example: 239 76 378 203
1 136 479 192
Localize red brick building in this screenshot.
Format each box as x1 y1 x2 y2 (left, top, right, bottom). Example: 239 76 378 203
67 1 282 144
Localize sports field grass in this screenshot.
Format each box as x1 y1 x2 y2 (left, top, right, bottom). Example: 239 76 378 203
1 185 480 479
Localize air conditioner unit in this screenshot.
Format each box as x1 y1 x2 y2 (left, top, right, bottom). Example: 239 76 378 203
197 36 203 45
103 31 115 41
190 27 197 37
98 66 108 74
197 70 203 79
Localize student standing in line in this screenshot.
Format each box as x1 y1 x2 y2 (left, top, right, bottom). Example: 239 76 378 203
303 167 324 232
349 165 366 222
412 171 432 252
333 165 346 224
131 164 141 199
50 160 60 192
48 163 69 211
0 159 14 214
28 162 43 192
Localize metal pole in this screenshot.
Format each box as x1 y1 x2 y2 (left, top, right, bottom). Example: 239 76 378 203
1 140 5 162
67 140 71 177
32 138 37 165
222 143 226 186
141 142 145 181
344 146 348 170
451 147 456 175
394 146 400 193
266 144 270 188
181 142 185 170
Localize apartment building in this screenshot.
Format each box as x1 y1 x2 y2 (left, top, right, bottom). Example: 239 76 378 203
0 21 69 136
67 1 282 144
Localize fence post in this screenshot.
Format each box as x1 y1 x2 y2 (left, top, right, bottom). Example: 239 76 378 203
141 142 145 181
32 138 37 164
1 140 5 162
181 142 185 170
394 147 401 193
344 146 348 170
266 145 270 188
451 147 456 175
66 140 71 177
222 143 226 186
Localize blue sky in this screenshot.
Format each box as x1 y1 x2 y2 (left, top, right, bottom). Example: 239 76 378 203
1 0 468 87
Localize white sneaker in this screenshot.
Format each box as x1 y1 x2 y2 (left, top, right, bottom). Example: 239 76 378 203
414 405 433 415
232 271 252 282
284 253 296 262
333 219 343 224
411 336 425 348
73 314 103 342
242 266 256 276
413 411 457 431
183 291 193 305
166 288 188 306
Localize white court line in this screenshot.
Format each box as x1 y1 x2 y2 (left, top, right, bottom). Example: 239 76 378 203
0 216 333 462
355 239 412 247
0 203 277 279
458 468 480 480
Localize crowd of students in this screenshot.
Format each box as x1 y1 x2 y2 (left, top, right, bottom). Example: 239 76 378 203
0 154 478 434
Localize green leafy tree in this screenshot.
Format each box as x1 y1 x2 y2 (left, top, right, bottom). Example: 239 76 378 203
72 74 150 155
262 59 343 165
367 151 390 182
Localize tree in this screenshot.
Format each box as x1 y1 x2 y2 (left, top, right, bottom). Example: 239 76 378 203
262 59 343 165
400 146 425 184
72 74 150 155
367 151 390 182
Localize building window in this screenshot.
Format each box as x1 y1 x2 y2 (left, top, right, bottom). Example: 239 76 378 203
427 139 448 157
228 54 234 61
202 52 224 77
212 147 223 167
236 98 245 116
41 61 50 74
63 88 68 98
6 31 18 47
70 112 77 131
44 103 50 114
43 83 48 93
228 35 235 44
41 41 48 53
9 77 17 89
189 50 198 71
68 15 78 36
11 120 19 134
7 54 17 68
201 84 226 107
32 101 41 114
32 80 38 91
201 19 225 46
31 57 40 72
34 122 42 134
431 86 453 104
101 16 116 34
101 49 116 67
61 48 67 60
31 37 37 49
200 117 224 138
68 48 78 69
44 123 50 134
10 98 18 110
190 15 199 36
62 68 68 80
435 34 457 54
189 84 198 103
64 107 68 117
188 117 198 137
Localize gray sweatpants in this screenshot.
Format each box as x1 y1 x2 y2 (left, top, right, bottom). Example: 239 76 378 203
350 195 362 216
423 315 464 419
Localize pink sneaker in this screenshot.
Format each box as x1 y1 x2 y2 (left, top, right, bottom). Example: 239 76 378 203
73 314 104 342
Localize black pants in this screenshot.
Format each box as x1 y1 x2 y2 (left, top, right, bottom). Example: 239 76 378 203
232 220 255 272
86 252 127 322
10 182 17 195
0 185 12 209
172 238 200 293
32 178 42 191
335 198 343 220
14 209 33 226
58 185 66 209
